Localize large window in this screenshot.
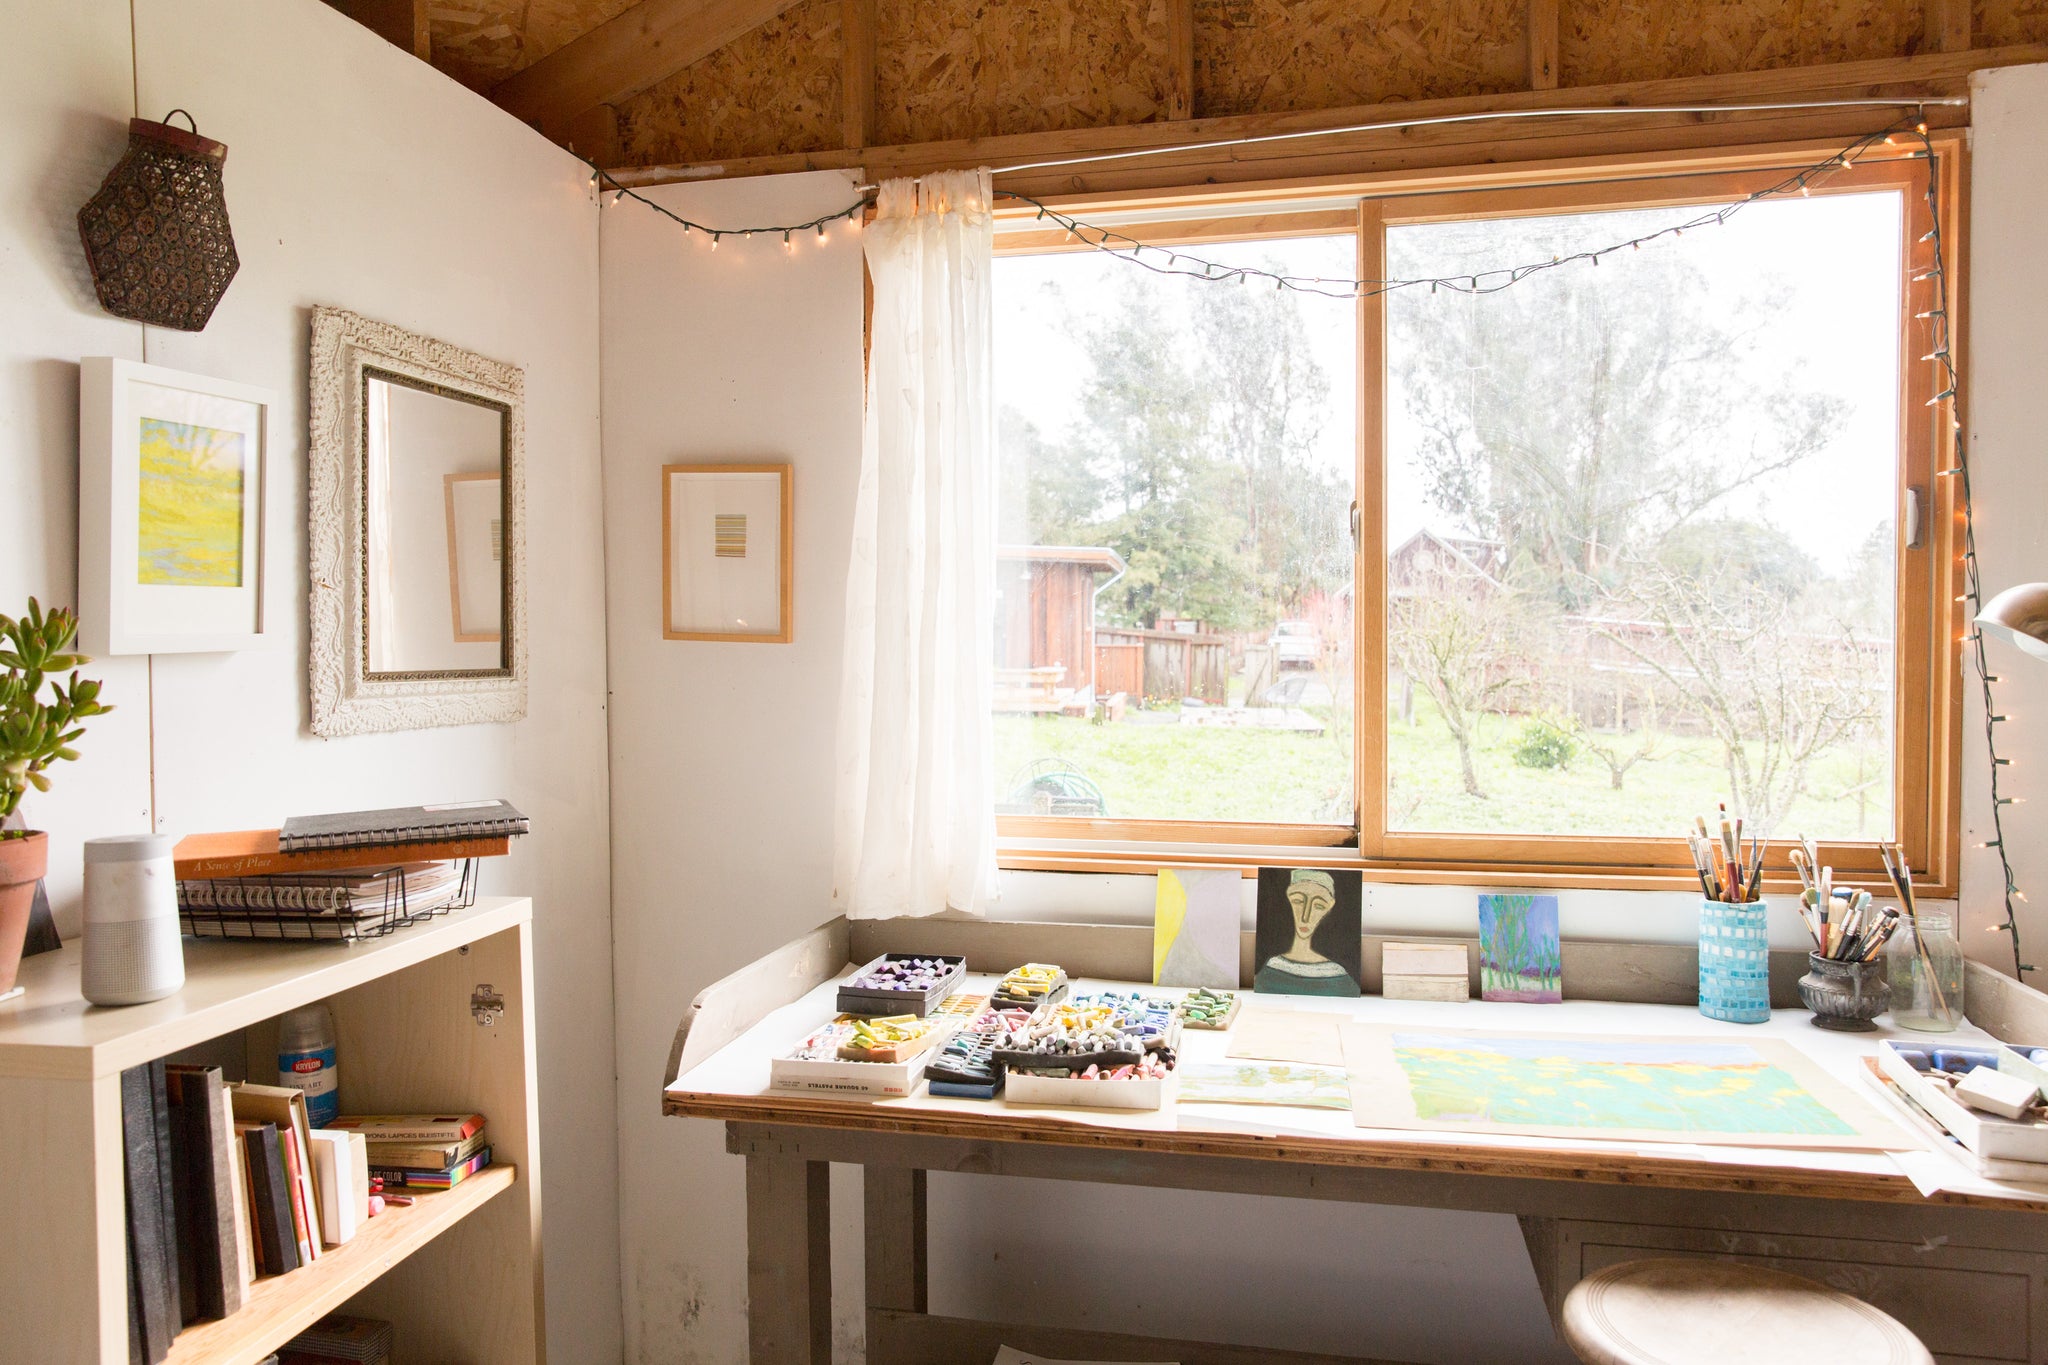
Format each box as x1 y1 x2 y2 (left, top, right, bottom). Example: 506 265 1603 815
990 148 1960 891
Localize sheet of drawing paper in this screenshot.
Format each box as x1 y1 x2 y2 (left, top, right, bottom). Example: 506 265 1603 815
1340 1023 1910 1150
1224 1006 1347 1067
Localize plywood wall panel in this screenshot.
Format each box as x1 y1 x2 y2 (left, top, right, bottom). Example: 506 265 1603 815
1193 0 1525 119
1557 0 1919 87
616 0 842 164
428 0 642 90
873 0 1171 144
1977 0 2048 46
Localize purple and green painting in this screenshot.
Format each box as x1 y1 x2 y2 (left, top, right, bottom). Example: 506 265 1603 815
1479 893 1562 1003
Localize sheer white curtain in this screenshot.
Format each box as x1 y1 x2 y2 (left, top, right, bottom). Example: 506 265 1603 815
833 168 999 919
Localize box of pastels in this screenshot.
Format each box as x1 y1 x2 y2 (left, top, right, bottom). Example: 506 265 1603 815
1877 1038 2048 1163
1005 1054 1176 1110
836 953 967 1018
771 1017 942 1097
991 993 1180 1109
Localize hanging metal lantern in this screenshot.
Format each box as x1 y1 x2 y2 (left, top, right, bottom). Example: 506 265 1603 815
77 110 240 332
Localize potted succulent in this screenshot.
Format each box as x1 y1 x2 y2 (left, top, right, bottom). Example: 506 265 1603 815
0 600 112 993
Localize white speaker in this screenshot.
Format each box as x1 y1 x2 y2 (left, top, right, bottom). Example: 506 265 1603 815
81 834 183 1007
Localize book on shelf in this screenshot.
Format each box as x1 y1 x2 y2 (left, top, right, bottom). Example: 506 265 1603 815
363 1128 487 1172
121 1060 176 1364
164 1063 245 1321
237 1122 299 1276
369 1145 492 1191
173 829 511 880
328 1112 485 1143
279 799 528 852
306 1130 367 1246
230 1083 323 1263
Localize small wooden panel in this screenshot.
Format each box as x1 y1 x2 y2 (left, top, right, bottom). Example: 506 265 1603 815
869 1307 1416 1365
617 0 842 165
0 1071 124 1363
1924 0 1973 53
1557 0 1921 87
160 1166 516 1365
1166 0 1195 119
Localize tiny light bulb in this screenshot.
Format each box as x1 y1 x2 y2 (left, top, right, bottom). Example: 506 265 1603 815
817 223 827 240
710 234 720 251
1917 120 1930 134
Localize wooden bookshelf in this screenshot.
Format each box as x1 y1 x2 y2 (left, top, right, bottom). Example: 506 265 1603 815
164 1165 515 1365
0 897 543 1365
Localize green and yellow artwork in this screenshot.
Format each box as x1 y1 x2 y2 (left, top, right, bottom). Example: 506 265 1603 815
1179 1061 1351 1111
1340 1023 1907 1150
137 417 244 587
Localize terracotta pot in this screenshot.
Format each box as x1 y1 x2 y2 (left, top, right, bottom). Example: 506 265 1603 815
0 831 49 995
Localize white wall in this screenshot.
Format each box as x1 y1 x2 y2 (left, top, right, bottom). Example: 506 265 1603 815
601 171 871 1364
1961 66 2048 976
2 5 622 1360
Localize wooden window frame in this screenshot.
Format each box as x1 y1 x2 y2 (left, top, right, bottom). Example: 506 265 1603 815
989 136 1966 898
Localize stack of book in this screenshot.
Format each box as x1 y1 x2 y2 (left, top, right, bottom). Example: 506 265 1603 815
175 800 526 941
119 1065 378 1362
331 1113 493 1190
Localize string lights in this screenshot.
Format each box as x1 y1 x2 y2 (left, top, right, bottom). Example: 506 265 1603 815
586 163 866 247
997 123 1911 300
1911 125 2032 978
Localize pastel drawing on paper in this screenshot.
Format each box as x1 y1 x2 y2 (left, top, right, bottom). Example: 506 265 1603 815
1153 866 1239 989
1390 1031 1854 1136
1339 1023 1906 1149
1478 892 1562 1003
136 416 244 587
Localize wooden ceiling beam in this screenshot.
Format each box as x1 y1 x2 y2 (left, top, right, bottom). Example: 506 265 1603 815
1166 0 1195 120
1527 0 1559 90
1924 0 1971 53
328 0 430 60
604 41 2028 196
842 0 875 148
490 0 809 135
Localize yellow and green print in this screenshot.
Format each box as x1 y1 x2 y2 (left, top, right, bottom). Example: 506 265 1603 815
137 417 244 587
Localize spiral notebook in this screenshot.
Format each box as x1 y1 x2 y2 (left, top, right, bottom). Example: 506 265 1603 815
278 799 528 852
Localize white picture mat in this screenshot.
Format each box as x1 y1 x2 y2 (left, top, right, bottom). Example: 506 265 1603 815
79 358 274 654
666 469 784 635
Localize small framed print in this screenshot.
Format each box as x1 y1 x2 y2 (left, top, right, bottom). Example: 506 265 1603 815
78 357 275 654
662 463 792 642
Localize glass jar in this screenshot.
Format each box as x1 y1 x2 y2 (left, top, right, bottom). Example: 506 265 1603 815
1887 910 1964 1032
1698 899 1771 1024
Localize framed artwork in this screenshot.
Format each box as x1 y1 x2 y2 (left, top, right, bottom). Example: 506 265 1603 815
1153 866 1241 989
78 357 275 654
662 463 792 642
1253 867 1363 997
444 472 503 644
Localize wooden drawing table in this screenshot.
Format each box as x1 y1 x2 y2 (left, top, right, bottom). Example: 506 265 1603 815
664 916 2048 1365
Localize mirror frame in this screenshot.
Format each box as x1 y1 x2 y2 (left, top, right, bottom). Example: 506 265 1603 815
308 305 527 736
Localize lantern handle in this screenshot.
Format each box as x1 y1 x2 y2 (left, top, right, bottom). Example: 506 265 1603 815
160 109 198 134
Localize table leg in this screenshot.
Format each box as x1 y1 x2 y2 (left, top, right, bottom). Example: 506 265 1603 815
865 1167 928 1314
746 1153 832 1364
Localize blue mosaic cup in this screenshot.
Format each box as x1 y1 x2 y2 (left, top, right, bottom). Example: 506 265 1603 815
1698 899 1771 1023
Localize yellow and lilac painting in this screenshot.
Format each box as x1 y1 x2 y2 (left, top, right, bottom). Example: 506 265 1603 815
1340 1024 1906 1150
1153 866 1239 989
137 417 244 586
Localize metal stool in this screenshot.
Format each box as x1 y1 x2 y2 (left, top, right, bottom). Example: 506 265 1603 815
1560 1258 1934 1365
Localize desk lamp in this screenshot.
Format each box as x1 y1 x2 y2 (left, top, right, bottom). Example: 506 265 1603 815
1979 583 2048 661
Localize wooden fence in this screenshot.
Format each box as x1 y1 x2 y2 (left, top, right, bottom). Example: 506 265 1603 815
1095 628 1230 704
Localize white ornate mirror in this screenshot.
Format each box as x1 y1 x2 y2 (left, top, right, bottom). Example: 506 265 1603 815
308 306 527 736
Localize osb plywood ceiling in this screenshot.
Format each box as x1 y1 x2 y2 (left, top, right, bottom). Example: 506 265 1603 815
375 0 2048 169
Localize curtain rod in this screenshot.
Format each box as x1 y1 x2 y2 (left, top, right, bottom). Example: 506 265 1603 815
858 96 1970 189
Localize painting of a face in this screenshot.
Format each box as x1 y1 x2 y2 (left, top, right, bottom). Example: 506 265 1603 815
1288 880 1335 942
1254 867 1363 997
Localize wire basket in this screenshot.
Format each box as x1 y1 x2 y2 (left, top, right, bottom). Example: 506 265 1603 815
179 859 478 942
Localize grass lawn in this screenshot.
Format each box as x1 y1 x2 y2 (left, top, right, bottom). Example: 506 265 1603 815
994 695 1892 840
